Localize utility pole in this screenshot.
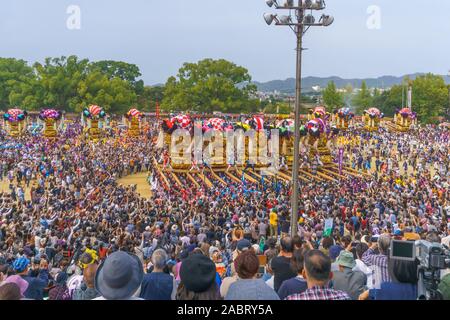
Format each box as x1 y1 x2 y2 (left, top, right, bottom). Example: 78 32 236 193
264 0 334 236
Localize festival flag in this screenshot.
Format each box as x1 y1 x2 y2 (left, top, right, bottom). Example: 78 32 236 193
323 218 334 237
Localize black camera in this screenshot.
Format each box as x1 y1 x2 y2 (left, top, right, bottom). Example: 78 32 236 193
390 240 450 300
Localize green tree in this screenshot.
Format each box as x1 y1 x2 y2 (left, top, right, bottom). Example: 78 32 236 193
264 102 291 114
380 85 403 116
0 58 38 110
411 74 447 122
373 88 380 99
137 85 165 112
162 59 257 113
371 75 448 121
352 81 372 113
344 84 353 95
74 71 137 113
322 81 344 110
30 56 143 113
34 56 90 111
8 77 45 111
90 60 144 95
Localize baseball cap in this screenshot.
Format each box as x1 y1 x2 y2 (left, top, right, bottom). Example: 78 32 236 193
237 239 252 252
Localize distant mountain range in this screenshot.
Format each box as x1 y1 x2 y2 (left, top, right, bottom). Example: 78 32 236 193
253 73 450 94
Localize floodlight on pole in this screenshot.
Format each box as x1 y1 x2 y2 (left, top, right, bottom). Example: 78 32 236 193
278 15 292 24
311 0 326 10
320 14 334 26
264 13 277 25
302 0 313 8
266 0 275 8
284 0 294 8
303 14 315 25
263 0 334 237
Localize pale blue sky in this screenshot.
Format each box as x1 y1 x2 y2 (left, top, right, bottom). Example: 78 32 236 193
0 0 449 84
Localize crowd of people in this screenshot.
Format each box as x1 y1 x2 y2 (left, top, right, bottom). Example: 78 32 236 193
0 117 449 300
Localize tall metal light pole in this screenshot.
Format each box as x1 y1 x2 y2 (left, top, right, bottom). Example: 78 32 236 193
264 0 334 236
447 71 450 119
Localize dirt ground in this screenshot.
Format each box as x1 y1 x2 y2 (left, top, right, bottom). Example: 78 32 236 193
0 172 152 200
0 179 32 200
117 172 152 199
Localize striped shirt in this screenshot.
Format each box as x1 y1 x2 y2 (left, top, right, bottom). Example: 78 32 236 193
361 248 391 287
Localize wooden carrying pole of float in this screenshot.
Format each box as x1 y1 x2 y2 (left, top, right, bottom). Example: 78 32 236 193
279 169 311 183
327 163 372 178
276 171 292 182
170 171 183 187
235 168 259 185
247 169 262 180
197 173 213 188
210 169 227 187
299 169 325 182
152 157 170 189
314 170 338 182
342 165 373 178
320 167 347 180
185 173 200 188
225 171 241 184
